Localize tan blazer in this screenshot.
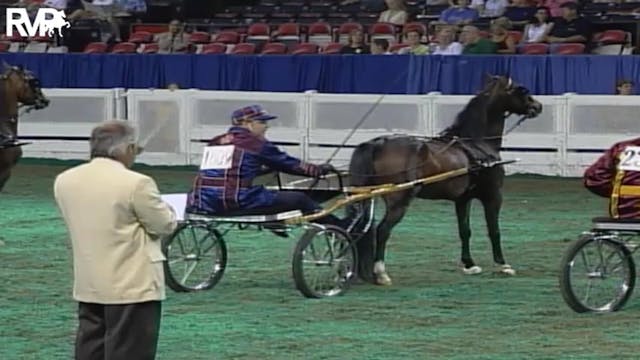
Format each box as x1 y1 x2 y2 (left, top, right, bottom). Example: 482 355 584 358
54 157 177 304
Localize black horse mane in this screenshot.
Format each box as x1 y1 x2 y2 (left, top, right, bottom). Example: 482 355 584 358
439 93 491 140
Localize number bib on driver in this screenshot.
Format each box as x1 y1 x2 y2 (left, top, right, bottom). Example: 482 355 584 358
619 146 640 171
200 145 235 170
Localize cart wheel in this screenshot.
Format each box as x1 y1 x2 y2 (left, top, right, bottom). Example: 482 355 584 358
559 233 636 313
163 222 227 292
292 224 357 298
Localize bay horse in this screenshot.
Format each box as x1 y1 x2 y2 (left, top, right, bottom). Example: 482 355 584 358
0 63 50 191
347 75 543 285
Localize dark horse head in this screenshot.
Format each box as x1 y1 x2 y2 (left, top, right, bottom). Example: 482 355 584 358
0 62 50 140
441 74 543 146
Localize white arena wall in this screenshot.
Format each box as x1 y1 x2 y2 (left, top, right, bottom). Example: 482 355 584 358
17 88 640 177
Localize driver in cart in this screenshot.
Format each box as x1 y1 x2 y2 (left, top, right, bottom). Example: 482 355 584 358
584 136 640 219
185 105 348 235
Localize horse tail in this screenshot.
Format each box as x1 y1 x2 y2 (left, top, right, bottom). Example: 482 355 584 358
345 139 381 283
348 140 378 186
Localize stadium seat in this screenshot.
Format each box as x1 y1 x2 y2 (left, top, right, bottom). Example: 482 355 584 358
597 30 626 44
369 22 396 43
337 22 364 44
214 31 240 44
140 43 159 54
246 23 271 41
275 22 301 42
307 22 332 46
23 42 49 53
291 42 319 55
322 42 343 54
128 31 153 44
201 43 227 54
551 43 585 55
519 43 549 55
403 22 427 36
508 31 523 44
0 42 9 52
231 43 257 54
83 42 108 54
47 46 69 53
189 31 212 44
389 43 409 53
111 42 138 54
261 42 287 54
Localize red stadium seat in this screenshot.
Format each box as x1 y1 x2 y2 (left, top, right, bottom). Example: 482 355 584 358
0 42 9 52
246 23 271 41
189 31 211 44
140 43 159 54
291 42 319 55
322 42 343 54
403 22 427 36
201 43 227 54
128 31 153 44
597 30 626 44
231 43 257 54
83 42 108 54
508 31 522 44
337 22 364 44
261 42 287 54
369 22 396 43
519 43 549 55
307 22 332 46
111 42 138 54
214 31 240 44
552 43 585 55
389 43 409 53
276 23 300 39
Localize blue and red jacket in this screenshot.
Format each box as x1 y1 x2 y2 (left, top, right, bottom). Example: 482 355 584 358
186 127 322 214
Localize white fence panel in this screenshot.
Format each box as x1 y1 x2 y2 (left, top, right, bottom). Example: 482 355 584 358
16 89 640 177
19 88 115 159
126 89 189 166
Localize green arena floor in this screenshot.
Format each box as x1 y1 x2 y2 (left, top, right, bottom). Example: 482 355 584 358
1 160 640 360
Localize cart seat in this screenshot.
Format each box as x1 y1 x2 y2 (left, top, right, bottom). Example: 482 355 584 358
591 217 640 231
185 210 303 223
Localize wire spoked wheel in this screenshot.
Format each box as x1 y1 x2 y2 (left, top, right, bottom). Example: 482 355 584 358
292 224 357 298
163 222 227 292
559 234 636 313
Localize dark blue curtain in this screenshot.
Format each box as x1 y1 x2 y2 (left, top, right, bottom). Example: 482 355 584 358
0 53 637 95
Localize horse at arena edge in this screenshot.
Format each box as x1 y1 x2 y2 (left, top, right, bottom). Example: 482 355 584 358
0 63 50 192
346 74 543 285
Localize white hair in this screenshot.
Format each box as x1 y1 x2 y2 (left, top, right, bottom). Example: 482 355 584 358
89 120 136 159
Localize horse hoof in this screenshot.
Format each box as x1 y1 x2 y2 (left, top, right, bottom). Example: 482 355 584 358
375 273 393 286
462 265 482 275
499 264 516 276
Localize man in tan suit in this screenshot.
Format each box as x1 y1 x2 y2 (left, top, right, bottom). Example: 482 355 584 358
54 120 177 360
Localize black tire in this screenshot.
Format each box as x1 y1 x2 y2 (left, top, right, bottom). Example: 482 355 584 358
559 233 636 313
163 222 227 292
292 224 357 298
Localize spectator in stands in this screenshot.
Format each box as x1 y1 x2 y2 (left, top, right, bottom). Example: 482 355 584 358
616 79 634 95
538 0 573 18
340 29 370 54
438 0 479 25
545 2 591 46
520 7 554 43
472 0 509 18
503 0 537 27
431 26 463 55
378 0 408 25
490 17 516 53
370 39 392 54
461 25 498 54
156 20 190 54
77 0 123 41
398 30 430 55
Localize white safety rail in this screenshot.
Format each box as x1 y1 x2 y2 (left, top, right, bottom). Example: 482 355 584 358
14 89 640 176
18 88 122 160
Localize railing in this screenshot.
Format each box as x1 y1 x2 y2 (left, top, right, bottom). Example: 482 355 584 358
17 89 640 177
